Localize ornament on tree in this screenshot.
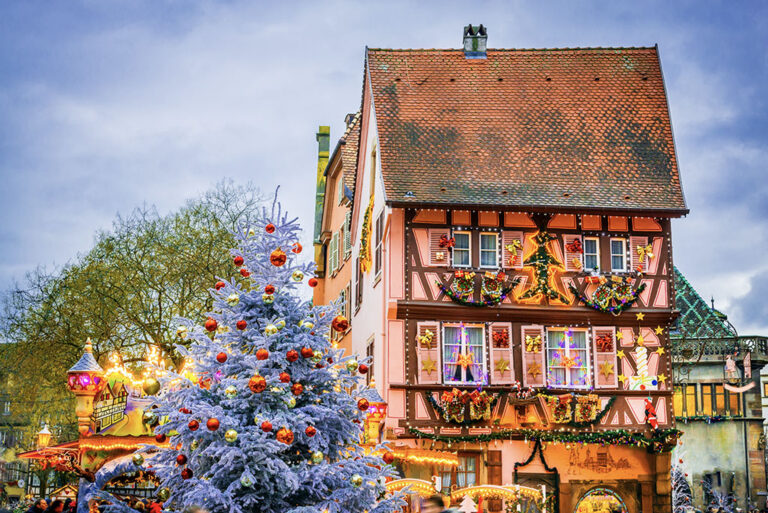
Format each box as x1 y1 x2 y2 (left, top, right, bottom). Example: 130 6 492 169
260 421 273 432
359 364 369 374
181 468 193 480
308 278 318 288
179 407 191 414
276 319 286 330
262 293 275 304
276 427 294 445
291 242 302 254
291 383 304 396
264 324 278 336
292 270 304 282
187 420 199 431
143 378 161 396
240 268 251 278
265 284 276 295
332 315 349 332
233 256 244 267
286 349 299 362
177 325 188 338
224 429 238 443
216 352 228 363
249 374 266 393
224 386 238 399
236 320 247 330
270 248 287 267
214 281 226 290
157 488 171 502
226 293 240 306
256 348 270 360
143 410 158 425
132 453 145 466
300 347 314 358
357 398 370 411
301 321 314 330
240 470 255 488
279 372 291 383
176 454 188 466
312 350 323 363
383 452 395 465
286 397 297 408
204 318 218 332
155 433 167 443
346 359 359 373
311 451 324 464
305 426 317 437
265 223 276 234
350 474 363 488
190 440 199 451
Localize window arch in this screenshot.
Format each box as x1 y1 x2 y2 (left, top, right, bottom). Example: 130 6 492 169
574 487 628 513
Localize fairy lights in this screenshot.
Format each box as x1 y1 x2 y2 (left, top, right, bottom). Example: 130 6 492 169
392 448 459 466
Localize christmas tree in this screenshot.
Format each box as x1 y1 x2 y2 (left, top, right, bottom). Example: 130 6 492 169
138 199 403 513
671 463 693 513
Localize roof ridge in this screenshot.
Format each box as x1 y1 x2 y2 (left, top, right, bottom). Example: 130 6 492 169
367 46 656 53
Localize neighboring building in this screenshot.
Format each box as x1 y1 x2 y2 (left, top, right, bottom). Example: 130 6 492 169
313 26 688 513
671 268 768 509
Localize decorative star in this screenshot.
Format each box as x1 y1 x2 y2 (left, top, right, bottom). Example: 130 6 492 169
456 353 474 370
656 347 665 355
618 374 627 384
527 362 542 379
616 331 624 340
636 334 645 346
655 326 664 335
494 357 510 374
422 357 436 375
636 312 645 321
658 374 667 384
599 361 615 378
617 350 625 359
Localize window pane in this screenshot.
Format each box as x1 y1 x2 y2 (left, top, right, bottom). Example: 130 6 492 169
701 385 713 415
481 251 495 267
584 238 597 253
612 255 624 270
611 240 624 254
715 385 725 414
585 254 598 270
685 385 696 415
443 327 462 383
454 233 470 249
729 392 741 415
480 234 495 249
546 331 566 386
466 327 485 384
673 386 683 416
454 250 469 266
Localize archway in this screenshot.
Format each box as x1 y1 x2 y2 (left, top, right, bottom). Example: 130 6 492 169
574 487 628 513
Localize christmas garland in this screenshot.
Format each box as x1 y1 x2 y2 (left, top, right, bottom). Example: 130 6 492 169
675 415 730 424
426 391 502 426
438 276 520 307
569 281 647 315
359 196 374 273
408 426 682 453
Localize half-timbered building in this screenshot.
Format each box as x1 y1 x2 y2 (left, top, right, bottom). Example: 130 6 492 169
313 26 687 513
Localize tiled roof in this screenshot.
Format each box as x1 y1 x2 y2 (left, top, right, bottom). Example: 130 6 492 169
366 47 687 213
341 112 361 198
672 267 737 339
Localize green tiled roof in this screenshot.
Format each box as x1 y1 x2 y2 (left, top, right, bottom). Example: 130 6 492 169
672 267 736 339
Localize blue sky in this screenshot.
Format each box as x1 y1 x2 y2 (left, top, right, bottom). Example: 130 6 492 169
1 1 767 332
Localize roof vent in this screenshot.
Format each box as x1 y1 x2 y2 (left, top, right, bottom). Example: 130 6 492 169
404 191 415 198
463 24 487 59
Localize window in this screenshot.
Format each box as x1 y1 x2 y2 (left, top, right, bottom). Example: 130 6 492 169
728 390 741 416
343 211 352 259
374 212 384 277
337 177 345 205
335 289 348 341
440 453 478 490
355 257 363 311
366 339 374 386
479 233 498 268
329 232 339 274
1 401 9 416
685 384 697 415
452 231 471 268
763 382 768 397
701 384 713 415
673 386 683 416
546 329 589 388
442 324 486 385
610 238 627 272
583 237 600 271
714 384 726 415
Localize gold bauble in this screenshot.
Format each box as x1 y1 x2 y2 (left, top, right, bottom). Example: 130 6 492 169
286 397 296 408
132 453 144 466
142 378 161 396
262 293 275 304
224 385 238 399
226 293 240 306
291 270 304 282
311 451 324 464
264 324 278 336
276 319 286 330
351 474 363 487
224 429 238 443
157 488 171 502
346 359 359 373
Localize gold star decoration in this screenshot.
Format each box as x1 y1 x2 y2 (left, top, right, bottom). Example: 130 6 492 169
421 357 436 375
527 362 542 379
599 361 615 378
494 357 510 374
616 331 624 340
655 326 664 335
658 374 667 384
618 374 627 384
656 347 665 355
636 334 645 346
617 350 625 359
456 353 474 370
636 312 645 321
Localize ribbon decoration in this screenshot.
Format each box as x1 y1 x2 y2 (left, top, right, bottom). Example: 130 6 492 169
505 239 523 265
637 244 654 263
456 353 474 370
525 335 541 353
418 330 435 349
439 234 455 248
565 238 583 254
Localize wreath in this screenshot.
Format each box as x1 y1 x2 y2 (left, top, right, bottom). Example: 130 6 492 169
569 278 647 315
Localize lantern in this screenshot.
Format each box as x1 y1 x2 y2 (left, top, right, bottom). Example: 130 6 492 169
66 338 106 436
36 424 52 449
362 379 388 446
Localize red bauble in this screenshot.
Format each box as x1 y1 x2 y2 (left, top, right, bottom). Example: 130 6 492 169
240 268 251 277
383 452 395 465
357 398 370 411
155 433 167 443
265 223 276 233
331 315 349 333
249 375 266 393
214 281 226 290
300 347 314 358
270 248 287 267
358 364 369 374
305 426 317 437
291 383 304 396
179 407 191 414
256 348 270 360
216 352 228 364
291 242 303 254
181 468 193 480
279 372 291 383
236 320 247 330
260 421 273 432
315 363 324 369
206 418 220 431
233 256 244 267
188 420 199 431
176 454 188 465
264 284 276 294
308 278 318 288
286 350 299 362
204 318 218 332
276 427 294 445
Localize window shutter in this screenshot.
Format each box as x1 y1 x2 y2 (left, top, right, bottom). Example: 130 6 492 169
563 234 583 272
521 325 545 387
328 235 336 274
630 236 649 273
487 451 503 512
428 228 451 267
344 211 352 258
416 322 441 384
592 327 618 389
501 231 524 269
337 229 343 270
331 233 339 274
489 323 514 384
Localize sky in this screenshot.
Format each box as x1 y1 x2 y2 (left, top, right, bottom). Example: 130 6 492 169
1 1 767 333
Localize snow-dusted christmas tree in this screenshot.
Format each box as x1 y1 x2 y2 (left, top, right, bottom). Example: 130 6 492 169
138 199 403 513
671 463 693 513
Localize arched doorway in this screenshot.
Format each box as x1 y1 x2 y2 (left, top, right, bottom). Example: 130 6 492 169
574 487 628 513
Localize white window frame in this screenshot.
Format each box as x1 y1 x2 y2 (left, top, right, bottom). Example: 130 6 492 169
610 238 627 272
479 232 499 269
545 327 591 389
452 230 472 268
329 232 339 274
583 236 600 272
337 177 345 205
1 401 9 415
441 323 487 385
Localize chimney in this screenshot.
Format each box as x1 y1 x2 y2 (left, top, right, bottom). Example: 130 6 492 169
463 24 487 59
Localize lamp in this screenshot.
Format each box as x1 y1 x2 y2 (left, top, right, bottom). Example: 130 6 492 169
36 424 51 449
362 379 388 445
67 338 105 436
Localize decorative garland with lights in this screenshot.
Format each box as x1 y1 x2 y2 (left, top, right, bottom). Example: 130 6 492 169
426 391 503 426
359 196 374 273
675 415 731 424
407 426 681 453
535 393 616 428
438 277 520 307
569 281 647 315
